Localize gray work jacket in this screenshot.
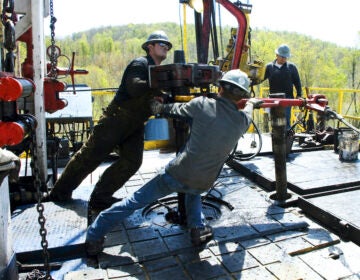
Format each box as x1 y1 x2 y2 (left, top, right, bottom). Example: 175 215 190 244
163 96 251 191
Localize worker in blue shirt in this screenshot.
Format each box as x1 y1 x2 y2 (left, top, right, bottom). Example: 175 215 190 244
264 44 302 129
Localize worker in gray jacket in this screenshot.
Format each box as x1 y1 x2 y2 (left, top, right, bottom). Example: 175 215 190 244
85 69 263 255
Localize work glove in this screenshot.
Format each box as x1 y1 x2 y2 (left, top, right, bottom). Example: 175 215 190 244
297 97 306 108
150 98 164 116
246 98 264 109
0 148 20 184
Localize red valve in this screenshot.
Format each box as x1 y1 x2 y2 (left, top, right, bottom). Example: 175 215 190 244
0 76 35 101
44 78 68 113
0 77 23 101
0 122 26 147
46 51 88 94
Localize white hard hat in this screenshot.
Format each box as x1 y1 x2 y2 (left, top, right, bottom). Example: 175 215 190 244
219 69 250 94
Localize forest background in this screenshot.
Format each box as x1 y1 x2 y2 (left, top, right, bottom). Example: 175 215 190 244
38 22 359 121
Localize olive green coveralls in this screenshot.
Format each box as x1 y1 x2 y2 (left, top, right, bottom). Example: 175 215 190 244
49 55 160 208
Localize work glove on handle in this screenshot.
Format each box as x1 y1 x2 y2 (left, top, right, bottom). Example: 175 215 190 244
246 98 264 109
297 97 306 108
150 98 164 116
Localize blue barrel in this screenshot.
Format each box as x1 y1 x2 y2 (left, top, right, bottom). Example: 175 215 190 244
144 118 169 141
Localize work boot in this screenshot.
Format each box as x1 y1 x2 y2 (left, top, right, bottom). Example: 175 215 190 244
48 190 73 202
87 207 101 226
88 196 122 212
190 225 213 246
87 196 122 226
85 237 105 256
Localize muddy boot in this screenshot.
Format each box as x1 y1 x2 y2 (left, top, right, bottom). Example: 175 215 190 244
88 196 123 211
85 237 105 256
87 195 123 225
190 226 213 246
48 189 73 202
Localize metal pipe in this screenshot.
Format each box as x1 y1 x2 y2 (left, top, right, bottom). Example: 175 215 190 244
216 0 248 69
32 0 47 184
269 93 288 203
236 94 329 112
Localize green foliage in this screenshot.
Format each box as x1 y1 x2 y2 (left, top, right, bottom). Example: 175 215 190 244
250 29 359 89
44 23 360 92
41 23 360 124
38 23 360 127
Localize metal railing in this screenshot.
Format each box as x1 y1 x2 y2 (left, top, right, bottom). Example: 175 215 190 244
257 86 360 132
90 87 359 130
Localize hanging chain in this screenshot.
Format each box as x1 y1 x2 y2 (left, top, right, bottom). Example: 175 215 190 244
26 131 53 280
1 0 16 49
48 0 58 79
26 269 46 280
1 0 17 72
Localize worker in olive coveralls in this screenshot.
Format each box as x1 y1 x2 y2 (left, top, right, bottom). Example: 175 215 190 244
49 31 172 210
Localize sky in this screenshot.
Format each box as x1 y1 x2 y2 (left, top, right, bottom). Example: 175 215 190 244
44 0 360 48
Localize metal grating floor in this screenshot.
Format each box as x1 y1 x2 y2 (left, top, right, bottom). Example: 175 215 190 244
229 149 360 194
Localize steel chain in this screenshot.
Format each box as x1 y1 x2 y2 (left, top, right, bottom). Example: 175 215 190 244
1 0 16 72
26 269 46 280
1 0 16 51
27 132 53 280
48 0 58 79
2 0 54 278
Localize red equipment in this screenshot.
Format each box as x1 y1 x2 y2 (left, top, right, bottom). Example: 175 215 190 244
0 121 29 147
217 0 248 70
237 94 329 113
43 78 68 114
0 117 37 147
0 76 34 101
0 74 37 147
18 28 89 114
46 51 89 94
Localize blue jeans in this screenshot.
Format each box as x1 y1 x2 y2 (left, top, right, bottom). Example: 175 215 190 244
285 106 291 130
86 169 204 242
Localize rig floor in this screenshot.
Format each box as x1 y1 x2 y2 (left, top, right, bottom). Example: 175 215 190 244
11 134 360 280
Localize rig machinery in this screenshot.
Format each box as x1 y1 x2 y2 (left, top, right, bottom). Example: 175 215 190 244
0 1 339 279
0 0 266 209
0 1 265 278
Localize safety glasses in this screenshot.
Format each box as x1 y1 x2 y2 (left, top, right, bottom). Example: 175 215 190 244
157 42 170 50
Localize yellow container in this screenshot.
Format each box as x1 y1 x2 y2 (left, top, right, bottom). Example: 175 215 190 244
144 139 170 151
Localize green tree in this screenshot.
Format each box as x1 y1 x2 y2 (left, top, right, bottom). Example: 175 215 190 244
39 23 359 93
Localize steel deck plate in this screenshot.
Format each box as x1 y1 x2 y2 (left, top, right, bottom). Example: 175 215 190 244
298 188 360 246
228 149 360 195
11 148 360 280
11 199 88 262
